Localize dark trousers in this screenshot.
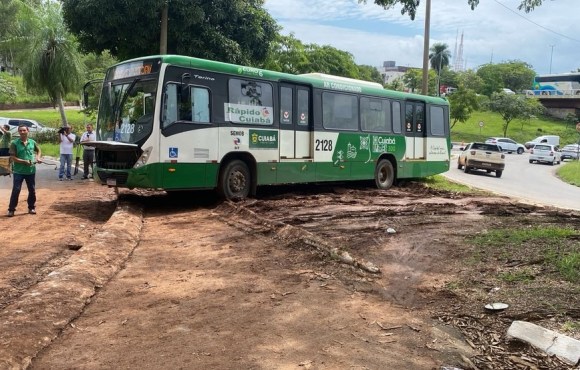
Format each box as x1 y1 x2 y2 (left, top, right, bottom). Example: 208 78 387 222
8 173 36 212
0 148 9 156
83 150 95 178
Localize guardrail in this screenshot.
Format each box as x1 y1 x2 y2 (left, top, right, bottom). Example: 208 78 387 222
525 89 580 97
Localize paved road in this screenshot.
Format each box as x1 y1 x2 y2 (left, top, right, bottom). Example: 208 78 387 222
445 149 580 211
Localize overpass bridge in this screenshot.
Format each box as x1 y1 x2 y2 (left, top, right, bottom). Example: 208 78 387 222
524 89 580 119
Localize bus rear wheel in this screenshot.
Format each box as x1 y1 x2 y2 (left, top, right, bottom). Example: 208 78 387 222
375 159 394 190
218 160 251 200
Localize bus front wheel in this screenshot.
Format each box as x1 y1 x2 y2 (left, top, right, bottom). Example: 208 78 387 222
218 160 251 200
375 159 395 190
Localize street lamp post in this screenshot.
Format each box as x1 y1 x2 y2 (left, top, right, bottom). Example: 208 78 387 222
549 44 555 74
421 0 431 95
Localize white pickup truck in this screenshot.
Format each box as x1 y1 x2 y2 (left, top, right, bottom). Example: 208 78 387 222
457 142 506 178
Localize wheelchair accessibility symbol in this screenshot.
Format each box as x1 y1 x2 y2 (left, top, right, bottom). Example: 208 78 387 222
169 147 178 158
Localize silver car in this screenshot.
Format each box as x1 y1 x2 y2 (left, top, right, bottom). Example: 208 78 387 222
0 117 55 135
560 144 580 161
529 144 561 165
485 137 526 154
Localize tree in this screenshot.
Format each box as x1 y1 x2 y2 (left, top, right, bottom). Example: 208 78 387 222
357 64 384 85
429 43 450 74
489 93 544 137
495 60 536 92
359 0 543 20
476 63 504 97
447 87 478 129
402 69 422 93
263 33 309 74
456 70 484 93
61 0 278 66
17 1 85 127
429 43 450 95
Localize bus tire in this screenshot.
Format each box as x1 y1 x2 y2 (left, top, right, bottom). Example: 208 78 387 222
218 159 251 200
374 159 394 190
496 170 502 178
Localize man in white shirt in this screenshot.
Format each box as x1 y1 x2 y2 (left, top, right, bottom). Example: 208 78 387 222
58 126 75 180
80 124 96 179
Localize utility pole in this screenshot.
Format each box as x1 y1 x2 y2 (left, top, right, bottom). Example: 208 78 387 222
160 1 168 54
549 44 555 74
421 0 431 95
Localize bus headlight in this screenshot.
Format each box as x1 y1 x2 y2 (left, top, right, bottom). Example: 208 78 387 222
134 146 153 168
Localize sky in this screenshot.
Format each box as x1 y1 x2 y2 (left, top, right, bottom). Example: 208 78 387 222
264 0 580 76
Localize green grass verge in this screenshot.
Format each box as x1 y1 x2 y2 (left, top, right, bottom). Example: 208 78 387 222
471 226 580 282
0 109 89 131
557 160 580 187
451 110 580 146
0 72 78 105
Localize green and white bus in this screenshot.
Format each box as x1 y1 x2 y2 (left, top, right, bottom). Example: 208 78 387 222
88 55 450 200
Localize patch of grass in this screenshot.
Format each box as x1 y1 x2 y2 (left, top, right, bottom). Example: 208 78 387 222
420 175 474 192
557 160 580 187
561 321 580 333
471 226 579 282
552 252 580 282
471 226 577 248
498 269 535 283
0 73 78 105
0 109 88 131
451 110 579 146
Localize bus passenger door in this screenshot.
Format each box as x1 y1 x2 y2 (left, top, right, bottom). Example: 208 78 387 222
279 84 312 159
404 101 426 159
278 84 313 182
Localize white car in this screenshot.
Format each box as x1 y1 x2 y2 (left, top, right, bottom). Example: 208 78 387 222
0 117 56 135
485 137 526 154
560 144 580 161
529 144 561 165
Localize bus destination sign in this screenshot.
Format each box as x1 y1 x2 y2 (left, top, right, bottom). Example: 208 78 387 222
111 61 158 80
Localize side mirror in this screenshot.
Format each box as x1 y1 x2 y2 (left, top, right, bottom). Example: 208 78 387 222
82 91 89 108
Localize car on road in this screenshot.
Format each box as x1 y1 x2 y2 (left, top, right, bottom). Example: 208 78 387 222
457 142 505 178
484 137 526 154
0 117 56 136
501 88 516 95
529 144 561 165
560 143 580 161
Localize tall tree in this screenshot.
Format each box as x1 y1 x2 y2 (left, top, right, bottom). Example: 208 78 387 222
17 1 84 126
489 92 544 137
359 0 543 19
429 43 450 95
429 43 450 73
61 0 278 65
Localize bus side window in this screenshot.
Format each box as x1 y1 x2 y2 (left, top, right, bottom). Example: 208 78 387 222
297 89 309 126
162 83 179 128
392 101 402 134
280 87 292 125
191 87 210 123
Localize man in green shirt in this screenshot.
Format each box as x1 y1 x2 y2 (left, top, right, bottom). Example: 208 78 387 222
0 124 11 156
7 125 42 217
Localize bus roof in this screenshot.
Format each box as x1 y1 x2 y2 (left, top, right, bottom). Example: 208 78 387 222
536 72 580 83
117 54 448 105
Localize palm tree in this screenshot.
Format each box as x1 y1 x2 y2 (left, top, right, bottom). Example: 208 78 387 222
429 43 451 96
17 1 84 127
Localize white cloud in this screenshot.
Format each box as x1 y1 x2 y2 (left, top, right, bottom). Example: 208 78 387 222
265 0 580 74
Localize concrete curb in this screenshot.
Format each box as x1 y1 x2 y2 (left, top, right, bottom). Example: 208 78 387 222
0 201 143 370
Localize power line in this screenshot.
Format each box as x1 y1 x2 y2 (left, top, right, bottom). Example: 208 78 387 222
493 0 580 43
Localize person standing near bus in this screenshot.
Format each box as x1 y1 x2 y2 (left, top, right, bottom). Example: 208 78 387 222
58 126 75 180
0 124 12 156
80 123 96 179
7 125 42 217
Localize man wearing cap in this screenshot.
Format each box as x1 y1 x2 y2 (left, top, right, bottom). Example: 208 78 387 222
80 124 96 179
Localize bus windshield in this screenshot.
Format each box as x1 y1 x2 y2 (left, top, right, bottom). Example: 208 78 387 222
97 78 158 144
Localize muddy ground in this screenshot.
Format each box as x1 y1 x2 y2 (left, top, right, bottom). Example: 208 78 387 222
1 180 579 369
